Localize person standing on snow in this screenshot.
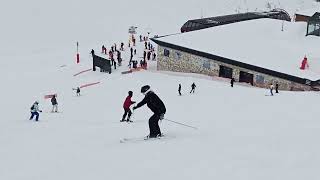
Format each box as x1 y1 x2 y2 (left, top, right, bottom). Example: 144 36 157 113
230 78 235 87
133 85 166 138
51 95 58 112
275 83 279 93
143 51 146 61
109 50 114 66
114 60 117 70
120 42 124 51
178 84 182 96
152 53 156 61
76 87 81 96
147 51 151 60
29 101 42 121
91 49 95 57
121 91 136 122
116 50 122 66
130 47 133 56
190 82 196 93
269 83 274 96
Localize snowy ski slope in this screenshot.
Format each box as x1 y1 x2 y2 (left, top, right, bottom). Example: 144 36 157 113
0 0 319 180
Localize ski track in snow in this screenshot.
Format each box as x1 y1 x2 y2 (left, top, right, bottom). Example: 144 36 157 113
1 1 320 180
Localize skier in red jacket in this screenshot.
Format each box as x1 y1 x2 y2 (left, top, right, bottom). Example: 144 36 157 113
121 91 136 122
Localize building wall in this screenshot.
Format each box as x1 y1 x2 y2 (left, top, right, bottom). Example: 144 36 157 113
157 45 311 91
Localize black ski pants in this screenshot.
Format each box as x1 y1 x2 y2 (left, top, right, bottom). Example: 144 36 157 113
122 108 132 121
149 114 161 137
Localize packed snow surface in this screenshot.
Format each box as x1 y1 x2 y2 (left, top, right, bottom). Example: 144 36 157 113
0 0 319 180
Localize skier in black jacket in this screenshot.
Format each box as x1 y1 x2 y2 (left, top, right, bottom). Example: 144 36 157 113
51 95 58 112
133 85 166 138
190 82 196 93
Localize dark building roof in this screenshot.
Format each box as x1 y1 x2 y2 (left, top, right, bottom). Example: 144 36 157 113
151 38 320 88
181 9 291 33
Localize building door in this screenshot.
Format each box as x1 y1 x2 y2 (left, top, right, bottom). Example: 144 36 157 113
239 71 253 85
219 65 233 79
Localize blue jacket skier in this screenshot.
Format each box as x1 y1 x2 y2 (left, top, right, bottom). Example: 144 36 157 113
29 101 42 121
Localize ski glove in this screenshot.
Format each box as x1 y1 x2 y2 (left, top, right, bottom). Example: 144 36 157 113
159 113 164 120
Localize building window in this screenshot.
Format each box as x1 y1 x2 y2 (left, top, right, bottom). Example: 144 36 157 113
255 75 264 84
164 49 170 57
219 65 233 79
239 71 254 85
203 60 210 69
175 52 182 60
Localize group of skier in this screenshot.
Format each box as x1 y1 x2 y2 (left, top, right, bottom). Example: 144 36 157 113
177 82 197 96
122 85 166 139
29 94 58 121
29 87 81 121
269 83 279 96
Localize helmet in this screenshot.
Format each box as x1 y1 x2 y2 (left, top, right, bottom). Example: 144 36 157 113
141 85 150 93
128 91 133 96
35 101 39 104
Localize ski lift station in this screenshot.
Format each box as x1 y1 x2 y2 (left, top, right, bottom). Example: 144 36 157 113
152 9 320 91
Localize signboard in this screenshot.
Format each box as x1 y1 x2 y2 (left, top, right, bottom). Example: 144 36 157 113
128 26 137 34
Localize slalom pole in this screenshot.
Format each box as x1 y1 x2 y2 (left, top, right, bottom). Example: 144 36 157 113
163 118 198 130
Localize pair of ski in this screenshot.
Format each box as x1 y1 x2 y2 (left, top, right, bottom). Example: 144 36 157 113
120 134 170 143
120 120 133 123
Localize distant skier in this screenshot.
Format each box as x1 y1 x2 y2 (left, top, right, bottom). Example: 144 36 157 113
132 37 136 46
73 87 81 96
130 47 133 57
269 83 274 96
116 50 122 66
152 53 156 61
140 59 143 67
231 78 235 87
76 87 81 96
102 45 106 54
114 60 117 70
90 49 95 57
178 84 182 96
111 45 114 52
133 85 166 138
190 83 196 93
147 51 151 60
120 42 124 51
134 49 137 55
29 101 42 121
121 91 136 122
109 50 114 66
275 83 279 93
51 95 58 113
143 51 146 60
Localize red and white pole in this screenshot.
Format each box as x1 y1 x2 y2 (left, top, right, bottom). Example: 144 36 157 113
76 42 80 64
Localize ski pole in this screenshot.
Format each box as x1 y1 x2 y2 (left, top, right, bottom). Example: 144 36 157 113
163 118 198 130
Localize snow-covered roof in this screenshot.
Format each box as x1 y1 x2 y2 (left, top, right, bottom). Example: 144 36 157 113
295 7 320 17
157 18 320 81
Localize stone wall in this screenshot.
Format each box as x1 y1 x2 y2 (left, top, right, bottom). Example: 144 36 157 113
157 45 311 91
